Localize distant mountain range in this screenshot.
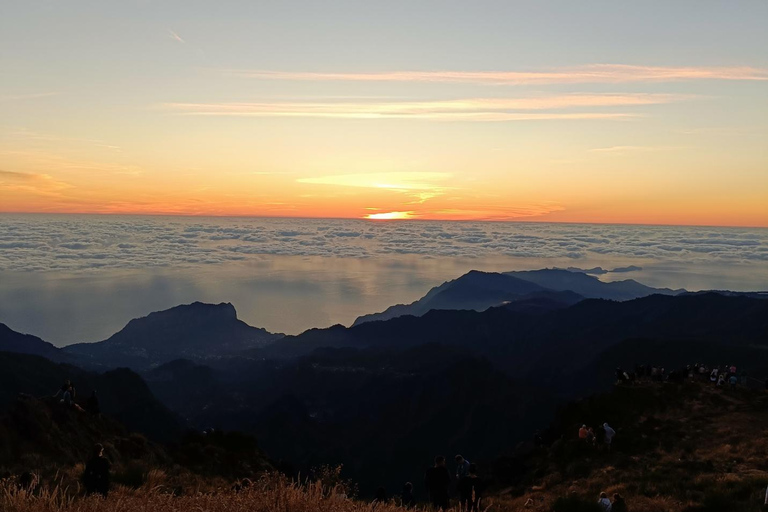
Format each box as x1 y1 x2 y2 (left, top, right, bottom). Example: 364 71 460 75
353 268 683 325
1 267 767 495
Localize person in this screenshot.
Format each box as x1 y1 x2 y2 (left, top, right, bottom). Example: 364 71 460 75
373 487 386 505
603 423 616 448
586 427 596 446
729 374 738 386
710 368 718 383
611 493 627 512
401 482 415 508
82 444 111 497
86 391 100 415
456 463 484 512
424 456 451 510
455 454 471 480
61 385 85 412
597 492 612 511
579 425 588 439
53 380 72 399
717 374 726 387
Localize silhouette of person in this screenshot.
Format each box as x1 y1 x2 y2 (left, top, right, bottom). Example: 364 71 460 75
455 454 470 480
53 380 71 398
401 482 415 508
457 463 484 512
82 444 110 497
424 455 451 510
86 391 100 415
611 493 627 512
373 487 387 506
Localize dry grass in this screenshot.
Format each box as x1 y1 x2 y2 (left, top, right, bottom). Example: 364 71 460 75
0 473 420 512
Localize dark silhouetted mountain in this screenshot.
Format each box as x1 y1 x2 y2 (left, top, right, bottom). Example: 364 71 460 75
0 351 182 441
353 269 682 325
353 271 550 325
63 302 284 369
504 268 683 300
263 293 768 381
0 323 67 362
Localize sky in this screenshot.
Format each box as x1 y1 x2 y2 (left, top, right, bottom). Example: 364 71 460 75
1 1 767 226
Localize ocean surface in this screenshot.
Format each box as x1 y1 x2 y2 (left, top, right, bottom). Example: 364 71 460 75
1 213 767 346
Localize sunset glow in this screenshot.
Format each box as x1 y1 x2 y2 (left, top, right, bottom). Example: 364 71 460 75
1 2 767 226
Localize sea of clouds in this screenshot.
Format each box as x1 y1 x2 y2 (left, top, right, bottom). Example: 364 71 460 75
1 215 767 273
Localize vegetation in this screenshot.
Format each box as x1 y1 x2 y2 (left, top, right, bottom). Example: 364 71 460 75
492 380 768 511
0 473 410 512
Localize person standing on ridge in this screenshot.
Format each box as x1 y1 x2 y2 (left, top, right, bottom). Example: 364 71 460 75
401 482 415 508
597 492 612 511
82 444 111 497
457 463 484 512
424 456 451 510
455 454 471 480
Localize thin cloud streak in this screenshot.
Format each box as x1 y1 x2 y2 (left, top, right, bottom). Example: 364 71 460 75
167 29 185 43
161 93 678 121
230 64 768 84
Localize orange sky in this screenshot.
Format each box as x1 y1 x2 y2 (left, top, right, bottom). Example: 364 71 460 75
2 3 767 227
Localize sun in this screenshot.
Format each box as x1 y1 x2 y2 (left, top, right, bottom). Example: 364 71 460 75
364 211 416 220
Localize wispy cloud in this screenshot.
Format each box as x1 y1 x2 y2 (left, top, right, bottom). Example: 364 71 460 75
0 169 72 197
167 29 185 43
161 93 680 121
589 145 682 153
298 172 452 203
229 64 768 85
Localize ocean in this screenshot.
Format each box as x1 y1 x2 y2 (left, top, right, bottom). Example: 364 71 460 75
1 213 767 346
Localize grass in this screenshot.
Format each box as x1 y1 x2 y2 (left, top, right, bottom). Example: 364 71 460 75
0 473 417 512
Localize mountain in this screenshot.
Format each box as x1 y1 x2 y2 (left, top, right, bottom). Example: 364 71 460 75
505 268 684 300
353 269 681 325
0 351 182 441
0 323 67 362
264 293 768 379
63 302 284 370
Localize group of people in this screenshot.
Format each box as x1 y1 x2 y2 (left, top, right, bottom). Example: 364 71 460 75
52 379 100 415
578 422 616 449
617 362 764 389
598 491 627 512
418 455 484 511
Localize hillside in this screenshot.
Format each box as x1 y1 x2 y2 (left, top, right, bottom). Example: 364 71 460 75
63 302 284 369
491 380 768 512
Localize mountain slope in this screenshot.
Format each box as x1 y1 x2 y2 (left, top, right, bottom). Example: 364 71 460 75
0 323 66 362
0 351 182 441
63 302 284 369
353 269 681 326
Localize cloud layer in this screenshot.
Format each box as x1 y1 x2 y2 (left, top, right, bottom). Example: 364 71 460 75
1 215 766 273
230 65 768 84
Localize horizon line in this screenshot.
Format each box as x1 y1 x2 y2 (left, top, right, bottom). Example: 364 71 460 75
1 211 766 230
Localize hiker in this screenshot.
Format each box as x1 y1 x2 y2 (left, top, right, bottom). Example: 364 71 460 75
82 444 111 497
597 492 612 511
401 482 415 508
424 456 451 510
373 487 387 505
603 423 616 448
729 374 738 386
456 463 484 512
455 454 471 480
710 368 718 383
717 374 726 387
86 391 100 415
579 425 588 439
586 427 596 446
61 385 85 412
53 380 72 399
611 493 627 512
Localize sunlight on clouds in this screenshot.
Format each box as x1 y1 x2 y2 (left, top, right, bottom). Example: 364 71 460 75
297 172 451 192
365 211 417 220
